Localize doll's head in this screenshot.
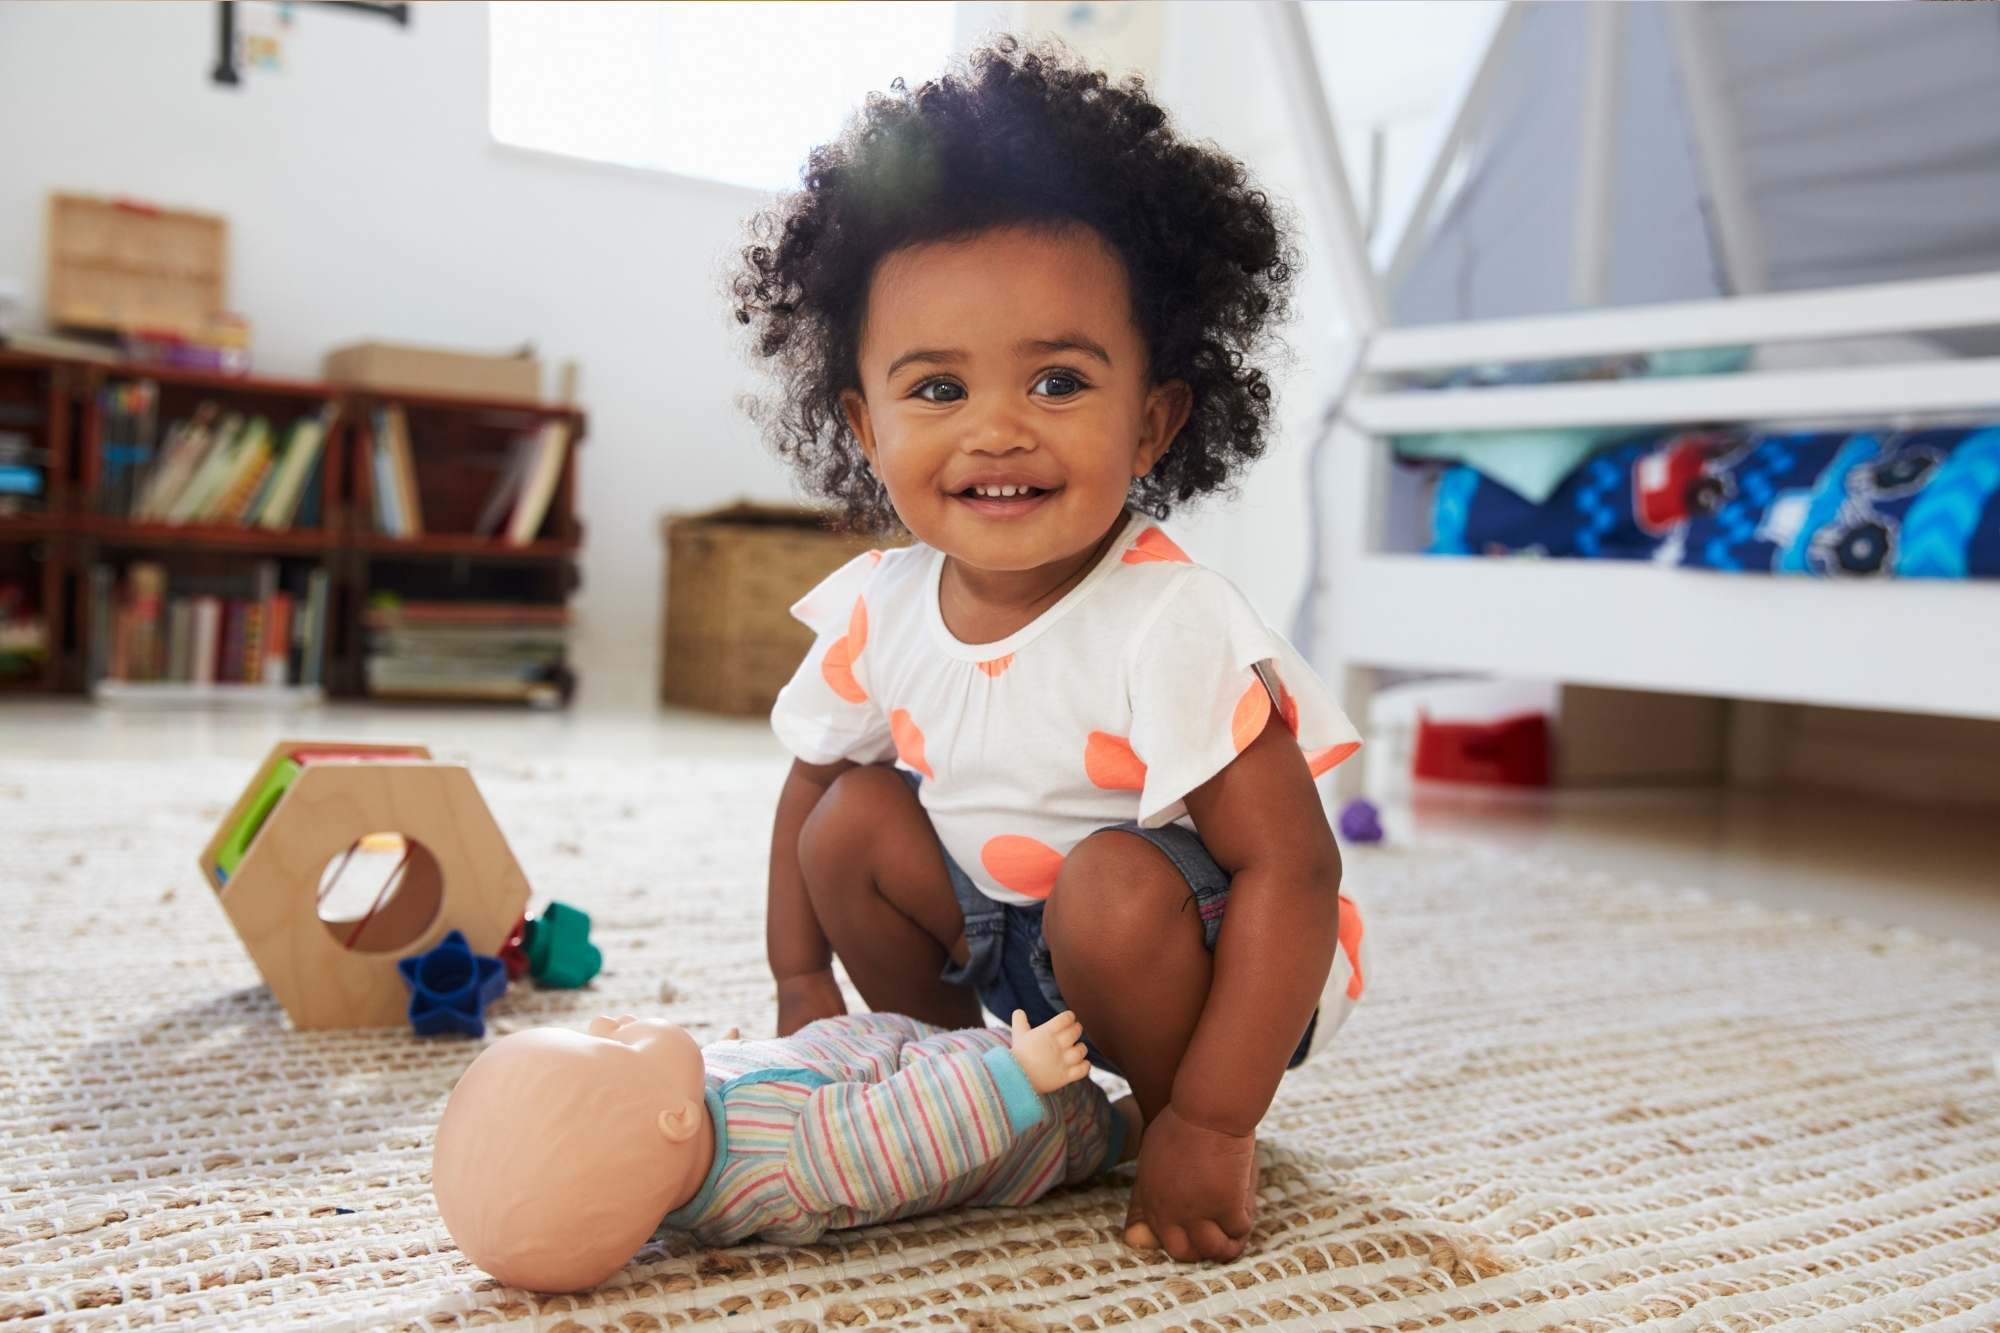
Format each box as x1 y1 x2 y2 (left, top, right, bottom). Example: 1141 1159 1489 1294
728 34 1301 567
432 1015 714 1293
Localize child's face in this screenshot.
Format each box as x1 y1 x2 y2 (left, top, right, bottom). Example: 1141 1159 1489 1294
841 222 1192 573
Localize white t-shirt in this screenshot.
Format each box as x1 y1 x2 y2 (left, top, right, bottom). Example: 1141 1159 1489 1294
769 507 1363 907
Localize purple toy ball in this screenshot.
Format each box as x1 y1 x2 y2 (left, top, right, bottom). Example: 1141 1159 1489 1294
1337 797 1384 845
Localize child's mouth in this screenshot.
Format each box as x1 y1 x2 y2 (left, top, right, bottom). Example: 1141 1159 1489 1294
951 486 1058 518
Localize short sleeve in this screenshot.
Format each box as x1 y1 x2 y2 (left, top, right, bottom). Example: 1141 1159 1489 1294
1125 569 1362 829
769 550 897 766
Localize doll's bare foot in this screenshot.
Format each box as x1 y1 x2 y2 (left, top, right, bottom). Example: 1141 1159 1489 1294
775 969 847 1036
1113 1095 1144 1164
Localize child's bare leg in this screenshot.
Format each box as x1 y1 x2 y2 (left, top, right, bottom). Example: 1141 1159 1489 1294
1041 830 1212 1120
1043 830 1258 1261
797 765 981 1030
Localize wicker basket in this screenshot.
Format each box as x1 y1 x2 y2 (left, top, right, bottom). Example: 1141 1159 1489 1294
660 501 905 715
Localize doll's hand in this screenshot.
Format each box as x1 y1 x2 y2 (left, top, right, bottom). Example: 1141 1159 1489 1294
1009 1009 1091 1094
1123 1105 1256 1262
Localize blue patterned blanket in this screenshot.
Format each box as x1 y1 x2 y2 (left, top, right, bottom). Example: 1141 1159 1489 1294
1429 425 2000 578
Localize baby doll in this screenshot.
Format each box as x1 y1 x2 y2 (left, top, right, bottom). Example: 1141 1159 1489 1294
730 36 1370 1263
432 1008 1138 1293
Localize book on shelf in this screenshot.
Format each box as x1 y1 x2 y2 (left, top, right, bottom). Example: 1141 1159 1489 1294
506 416 571 545
92 558 330 693
2 411 50 517
98 379 159 518
370 405 423 537
209 417 276 525
112 396 332 530
473 434 538 538
256 407 333 529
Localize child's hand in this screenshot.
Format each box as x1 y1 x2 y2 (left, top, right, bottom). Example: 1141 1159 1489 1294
1124 1105 1257 1262
1009 1009 1091 1094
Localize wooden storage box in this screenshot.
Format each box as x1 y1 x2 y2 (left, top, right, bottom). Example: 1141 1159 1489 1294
47 192 229 339
660 501 901 715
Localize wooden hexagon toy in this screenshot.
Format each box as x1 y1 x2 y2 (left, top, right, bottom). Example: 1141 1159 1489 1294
199 740 532 1030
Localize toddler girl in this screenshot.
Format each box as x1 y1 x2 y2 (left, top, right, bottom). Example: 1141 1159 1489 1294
728 35 1366 1264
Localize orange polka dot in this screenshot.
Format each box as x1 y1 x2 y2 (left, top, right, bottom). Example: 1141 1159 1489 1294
976 654 1014 678
889 708 932 779
845 596 868 654
1337 897 1365 1000
1230 679 1272 752
865 549 884 564
818 596 869 703
1305 741 1361 778
1084 731 1146 790
980 835 1064 901
1121 526 1191 565
1275 680 1300 735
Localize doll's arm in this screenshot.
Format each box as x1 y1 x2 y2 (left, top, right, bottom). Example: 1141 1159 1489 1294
782 1030 1059 1216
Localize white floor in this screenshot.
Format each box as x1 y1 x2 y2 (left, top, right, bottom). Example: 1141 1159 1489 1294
7 699 1997 947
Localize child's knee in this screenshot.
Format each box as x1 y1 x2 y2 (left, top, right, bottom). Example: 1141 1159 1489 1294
1044 830 1202 976
797 764 902 875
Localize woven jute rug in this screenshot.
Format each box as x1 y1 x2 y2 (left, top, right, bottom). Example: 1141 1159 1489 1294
4 755 1998 1331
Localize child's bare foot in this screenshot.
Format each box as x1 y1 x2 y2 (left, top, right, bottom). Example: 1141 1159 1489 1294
1122 1105 1255 1261
774 969 848 1036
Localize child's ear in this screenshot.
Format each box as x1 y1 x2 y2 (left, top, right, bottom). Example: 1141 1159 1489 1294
840 388 877 472
657 1099 705 1144
1135 379 1193 477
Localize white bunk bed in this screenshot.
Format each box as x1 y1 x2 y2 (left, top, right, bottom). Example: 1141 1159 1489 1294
1262 2 2000 790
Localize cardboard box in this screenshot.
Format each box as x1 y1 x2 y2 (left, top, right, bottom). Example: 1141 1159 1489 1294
324 341 541 402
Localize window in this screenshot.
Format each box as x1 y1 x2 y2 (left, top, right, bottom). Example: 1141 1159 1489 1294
489 2 961 194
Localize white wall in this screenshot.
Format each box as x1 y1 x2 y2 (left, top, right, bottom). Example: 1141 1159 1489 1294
0 1 1468 704
1 0 791 706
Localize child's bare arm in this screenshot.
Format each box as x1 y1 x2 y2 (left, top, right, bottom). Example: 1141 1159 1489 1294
769 756 858 1033
1123 719 1340 1262
1177 719 1341 1132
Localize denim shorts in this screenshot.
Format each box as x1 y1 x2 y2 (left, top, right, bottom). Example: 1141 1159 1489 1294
895 765 1316 1078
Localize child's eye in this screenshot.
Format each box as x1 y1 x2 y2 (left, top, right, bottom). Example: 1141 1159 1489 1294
910 372 1089 404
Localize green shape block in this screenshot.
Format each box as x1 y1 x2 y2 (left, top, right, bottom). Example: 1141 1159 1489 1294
526 900 601 989
216 758 301 882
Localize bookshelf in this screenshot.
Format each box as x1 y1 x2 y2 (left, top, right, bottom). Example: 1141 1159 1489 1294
0 349 585 706
0 352 76 692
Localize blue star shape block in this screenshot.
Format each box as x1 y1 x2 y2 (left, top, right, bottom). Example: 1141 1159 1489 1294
397 930 508 1038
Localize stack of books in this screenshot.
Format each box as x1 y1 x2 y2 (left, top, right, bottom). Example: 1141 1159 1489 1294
90 558 331 693
114 397 333 529
363 595 568 705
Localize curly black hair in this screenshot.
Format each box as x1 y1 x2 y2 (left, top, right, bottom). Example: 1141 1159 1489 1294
727 33 1304 535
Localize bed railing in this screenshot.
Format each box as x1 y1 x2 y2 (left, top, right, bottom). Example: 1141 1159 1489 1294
1347 273 2000 435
